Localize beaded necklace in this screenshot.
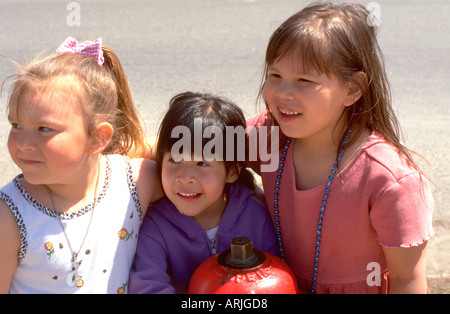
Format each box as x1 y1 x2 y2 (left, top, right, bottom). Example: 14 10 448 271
273 129 352 294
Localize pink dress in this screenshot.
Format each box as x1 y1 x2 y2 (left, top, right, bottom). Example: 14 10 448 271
247 112 434 294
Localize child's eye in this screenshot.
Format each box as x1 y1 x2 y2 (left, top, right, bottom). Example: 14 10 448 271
268 72 281 79
197 161 209 167
297 78 314 84
10 123 22 129
39 127 53 132
168 158 181 164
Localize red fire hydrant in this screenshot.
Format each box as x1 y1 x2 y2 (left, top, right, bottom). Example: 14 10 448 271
188 237 299 294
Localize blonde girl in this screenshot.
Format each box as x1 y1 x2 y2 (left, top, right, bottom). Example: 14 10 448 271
247 2 434 293
0 37 163 294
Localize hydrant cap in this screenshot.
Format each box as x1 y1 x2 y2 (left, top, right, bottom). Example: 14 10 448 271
217 236 266 269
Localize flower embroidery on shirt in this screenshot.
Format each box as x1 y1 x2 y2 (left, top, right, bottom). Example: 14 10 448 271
44 242 54 259
118 228 134 241
117 281 128 294
75 278 84 288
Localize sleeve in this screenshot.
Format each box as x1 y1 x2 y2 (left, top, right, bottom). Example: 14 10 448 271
370 172 435 248
247 196 279 256
128 212 176 294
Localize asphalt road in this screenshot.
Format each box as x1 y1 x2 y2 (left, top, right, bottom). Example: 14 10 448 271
0 0 449 283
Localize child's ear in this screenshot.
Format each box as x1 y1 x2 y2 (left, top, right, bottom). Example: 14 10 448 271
88 122 114 155
343 71 368 107
225 165 240 184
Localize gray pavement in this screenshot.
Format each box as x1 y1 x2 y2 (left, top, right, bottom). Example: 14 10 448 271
0 0 449 287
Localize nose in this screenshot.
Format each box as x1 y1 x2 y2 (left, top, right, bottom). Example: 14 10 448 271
13 130 37 152
176 164 196 184
274 81 296 101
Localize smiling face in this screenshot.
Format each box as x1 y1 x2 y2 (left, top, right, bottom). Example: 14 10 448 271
262 56 355 142
7 80 94 186
161 151 237 229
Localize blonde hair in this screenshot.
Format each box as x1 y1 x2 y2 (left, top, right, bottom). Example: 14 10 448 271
5 45 146 156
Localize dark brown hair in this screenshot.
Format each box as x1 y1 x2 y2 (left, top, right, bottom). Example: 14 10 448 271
156 91 255 192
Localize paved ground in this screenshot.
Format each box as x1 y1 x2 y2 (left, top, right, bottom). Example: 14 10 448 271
0 0 449 291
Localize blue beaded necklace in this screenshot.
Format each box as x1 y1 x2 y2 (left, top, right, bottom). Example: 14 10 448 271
273 129 352 294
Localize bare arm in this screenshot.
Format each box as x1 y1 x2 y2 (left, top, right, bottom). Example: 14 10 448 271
131 158 164 216
0 199 20 293
383 242 429 294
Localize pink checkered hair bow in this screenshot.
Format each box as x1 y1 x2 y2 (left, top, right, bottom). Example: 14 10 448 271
56 37 104 66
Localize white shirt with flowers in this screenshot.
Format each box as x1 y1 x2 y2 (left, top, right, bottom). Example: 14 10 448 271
0 155 142 294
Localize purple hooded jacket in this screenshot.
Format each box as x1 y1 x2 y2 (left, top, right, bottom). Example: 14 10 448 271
129 183 278 294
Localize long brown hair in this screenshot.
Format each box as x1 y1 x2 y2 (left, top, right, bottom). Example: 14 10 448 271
259 2 421 172
5 44 146 156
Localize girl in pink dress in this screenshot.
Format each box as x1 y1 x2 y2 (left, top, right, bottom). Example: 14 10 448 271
247 2 434 293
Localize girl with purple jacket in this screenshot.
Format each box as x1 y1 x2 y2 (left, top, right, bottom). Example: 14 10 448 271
129 92 277 294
